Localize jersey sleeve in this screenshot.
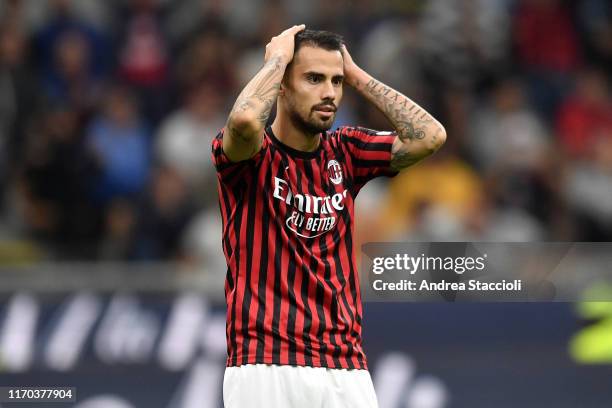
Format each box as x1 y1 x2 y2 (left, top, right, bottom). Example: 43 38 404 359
211 127 266 188
338 126 400 191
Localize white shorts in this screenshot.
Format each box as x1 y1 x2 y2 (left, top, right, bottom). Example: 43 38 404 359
223 364 379 408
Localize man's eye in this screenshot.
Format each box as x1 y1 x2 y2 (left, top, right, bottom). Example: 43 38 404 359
333 78 343 85
308 75 321 83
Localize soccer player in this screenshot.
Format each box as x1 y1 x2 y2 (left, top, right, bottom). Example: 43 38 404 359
212 25 446 407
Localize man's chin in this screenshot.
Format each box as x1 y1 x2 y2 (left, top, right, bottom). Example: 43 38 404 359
291 111 335 134
317 120 334 131
309 116 335 132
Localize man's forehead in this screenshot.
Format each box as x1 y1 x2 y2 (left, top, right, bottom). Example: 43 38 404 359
292 46 344 75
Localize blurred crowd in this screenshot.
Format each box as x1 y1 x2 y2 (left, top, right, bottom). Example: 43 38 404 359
0 0 610 266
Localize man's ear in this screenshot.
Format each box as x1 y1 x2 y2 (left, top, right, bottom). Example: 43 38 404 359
279 68 292 96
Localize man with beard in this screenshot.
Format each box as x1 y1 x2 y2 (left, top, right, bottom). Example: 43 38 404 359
212 25 446 408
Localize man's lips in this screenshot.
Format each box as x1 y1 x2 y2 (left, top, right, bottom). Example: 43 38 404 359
314 106 336 112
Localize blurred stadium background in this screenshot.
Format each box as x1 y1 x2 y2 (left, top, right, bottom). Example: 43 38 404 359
0 0 611 407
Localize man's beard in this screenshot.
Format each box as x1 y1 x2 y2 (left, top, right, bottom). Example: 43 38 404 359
288 105 335 135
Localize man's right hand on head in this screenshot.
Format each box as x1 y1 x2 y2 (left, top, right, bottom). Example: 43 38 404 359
264 24 306 64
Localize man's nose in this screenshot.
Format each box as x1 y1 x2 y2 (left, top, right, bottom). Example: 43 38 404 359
320 80 336 101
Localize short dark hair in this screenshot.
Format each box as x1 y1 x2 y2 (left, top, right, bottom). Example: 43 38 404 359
294 29 344 54
283 30 345 84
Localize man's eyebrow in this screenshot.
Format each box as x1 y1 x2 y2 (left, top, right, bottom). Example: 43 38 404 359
303 71 324 77
303 71 345 79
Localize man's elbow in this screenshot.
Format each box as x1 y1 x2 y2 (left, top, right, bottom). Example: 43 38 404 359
227 112 261 141
429 124 447 152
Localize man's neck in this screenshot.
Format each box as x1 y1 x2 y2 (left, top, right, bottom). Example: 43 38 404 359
271 113 321 153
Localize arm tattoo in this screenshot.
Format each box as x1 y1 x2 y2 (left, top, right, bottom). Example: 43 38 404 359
234 99 254 113
390 149 423 170
230 55 284 132
389 127 443 171
360 78 445 170
364 79 431 142
223 54 288 161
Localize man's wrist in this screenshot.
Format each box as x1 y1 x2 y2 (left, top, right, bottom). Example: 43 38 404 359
268 51 292 65
347 67 371 90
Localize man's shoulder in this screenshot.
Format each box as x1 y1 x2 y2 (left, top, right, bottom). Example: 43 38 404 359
327 126 354 140
329 126 374 145
338 126 395 136
326 126 363 148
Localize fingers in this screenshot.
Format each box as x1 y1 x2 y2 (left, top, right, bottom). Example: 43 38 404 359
292 24 306 33
279 24 306 37
341 44 354 65
270 25 305 44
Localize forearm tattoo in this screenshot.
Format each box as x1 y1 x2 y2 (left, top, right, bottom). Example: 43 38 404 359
362 78 444 170
364 79 431 141
229 55 285 136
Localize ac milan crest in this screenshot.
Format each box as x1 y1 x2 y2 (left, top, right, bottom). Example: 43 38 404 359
327 160 343 185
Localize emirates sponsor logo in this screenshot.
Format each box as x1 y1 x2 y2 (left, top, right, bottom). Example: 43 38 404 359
273 177 347 238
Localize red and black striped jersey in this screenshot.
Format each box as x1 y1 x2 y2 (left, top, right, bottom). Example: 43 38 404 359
211 125 398 370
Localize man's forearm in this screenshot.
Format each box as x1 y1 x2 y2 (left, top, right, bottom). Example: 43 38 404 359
222 24 304 162
349 68 445 147
227 54 287 140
